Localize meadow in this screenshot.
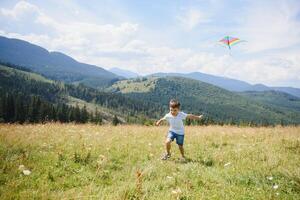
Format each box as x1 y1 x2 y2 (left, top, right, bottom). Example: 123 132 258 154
0 124 299 199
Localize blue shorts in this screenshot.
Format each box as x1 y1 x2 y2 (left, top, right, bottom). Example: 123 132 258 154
167 131 184 145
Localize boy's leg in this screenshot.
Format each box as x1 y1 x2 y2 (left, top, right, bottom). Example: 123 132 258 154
166 131 176 155
176 134 185 158
178 145 185 158
165 138 172 155
161 138 172 160
162 132 175 160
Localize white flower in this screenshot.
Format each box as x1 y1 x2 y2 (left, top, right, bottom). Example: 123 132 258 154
171 188 182 194
273 184 279 189
22 170 31 175
18 165 25 171
224 162 231 167
267 176 273 181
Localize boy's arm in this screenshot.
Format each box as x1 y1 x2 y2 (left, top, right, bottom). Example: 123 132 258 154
186 114 203 120
155 118 165 126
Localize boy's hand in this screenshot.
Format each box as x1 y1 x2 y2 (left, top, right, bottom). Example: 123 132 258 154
155 118 165 126
187 114 203 120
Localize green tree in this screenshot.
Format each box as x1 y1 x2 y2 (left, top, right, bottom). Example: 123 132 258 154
74 104 81 123
112 115 120 126
14 94 26 123
81 105 89 123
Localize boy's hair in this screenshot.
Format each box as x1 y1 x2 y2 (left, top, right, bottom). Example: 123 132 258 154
169 99 180 108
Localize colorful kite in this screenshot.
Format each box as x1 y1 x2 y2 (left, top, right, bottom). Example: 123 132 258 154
219 36 244 50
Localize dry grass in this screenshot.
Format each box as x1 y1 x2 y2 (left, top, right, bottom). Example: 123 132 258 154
0 124 300 199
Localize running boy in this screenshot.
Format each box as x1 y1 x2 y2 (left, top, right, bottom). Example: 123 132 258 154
155 99 203 160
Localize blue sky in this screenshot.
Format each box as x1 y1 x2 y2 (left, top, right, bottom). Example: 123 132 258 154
1 0 300 87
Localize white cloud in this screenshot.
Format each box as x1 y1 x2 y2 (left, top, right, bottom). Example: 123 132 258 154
237 0 300 53
177 8 211 30
0 1 40 19
0 1 139 55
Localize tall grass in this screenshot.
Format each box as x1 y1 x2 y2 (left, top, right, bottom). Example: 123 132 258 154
0 124 299 199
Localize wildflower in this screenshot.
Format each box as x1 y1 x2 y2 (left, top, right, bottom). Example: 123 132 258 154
267 176 273 181
273 184 279 189
172 188 182 195
18 165 25 171
22 169 31 175
224 162 231 167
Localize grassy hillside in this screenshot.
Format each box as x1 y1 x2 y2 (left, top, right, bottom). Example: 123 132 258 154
239 91 300 111
109 77 300 125
0 124 299 199
149 72 252 92
2 62 300 125
111 77 157 93
0 64 53 83
148 72 300 98
0 64 164 124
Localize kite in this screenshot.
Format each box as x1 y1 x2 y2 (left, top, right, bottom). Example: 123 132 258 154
219 36 244 50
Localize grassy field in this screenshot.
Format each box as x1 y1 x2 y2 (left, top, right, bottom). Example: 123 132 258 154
0 124 299 199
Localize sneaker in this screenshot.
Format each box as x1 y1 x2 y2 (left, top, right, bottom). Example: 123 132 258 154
161 153 171 160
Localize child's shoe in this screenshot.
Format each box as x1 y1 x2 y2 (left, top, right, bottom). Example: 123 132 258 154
161 153 171 160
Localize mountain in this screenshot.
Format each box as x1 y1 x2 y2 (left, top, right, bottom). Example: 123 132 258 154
149 72 252 91
271 87 300 98
2 62 300 125
108 76 300 125
109 67 139 78
149 72 300 97
247 84 270 91
0 36 122 88
0 63 164 124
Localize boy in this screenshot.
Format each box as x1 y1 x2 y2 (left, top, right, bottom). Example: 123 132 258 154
155 99 203 160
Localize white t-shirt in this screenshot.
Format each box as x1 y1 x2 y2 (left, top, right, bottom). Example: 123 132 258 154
163 111 188 135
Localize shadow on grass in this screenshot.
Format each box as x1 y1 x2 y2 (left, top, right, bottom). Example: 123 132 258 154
172 157 214 166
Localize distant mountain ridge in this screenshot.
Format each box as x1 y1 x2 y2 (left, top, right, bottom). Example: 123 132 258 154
109 67 139 78
0 36 122 88
148 72 300 97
